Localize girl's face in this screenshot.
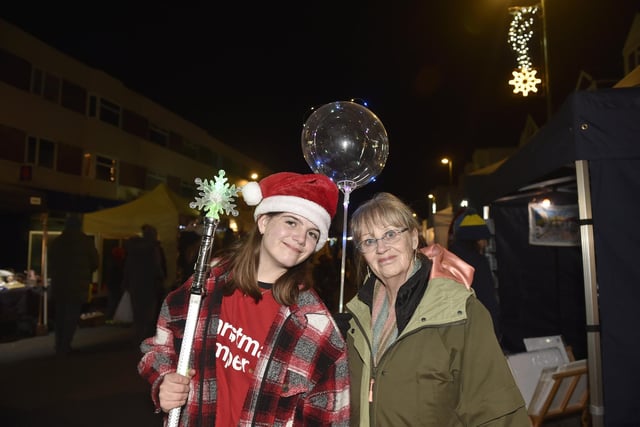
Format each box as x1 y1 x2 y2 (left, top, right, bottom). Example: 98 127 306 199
256 213 320 281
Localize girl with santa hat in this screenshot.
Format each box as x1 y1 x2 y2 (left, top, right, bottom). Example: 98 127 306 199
138 172 349 426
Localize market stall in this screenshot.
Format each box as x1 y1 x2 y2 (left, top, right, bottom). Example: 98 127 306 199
82 183 199 291
0 270 41 340
464 87 640 427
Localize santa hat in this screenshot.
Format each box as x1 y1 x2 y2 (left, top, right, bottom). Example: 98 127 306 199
453 210 491 241
242 172 339 252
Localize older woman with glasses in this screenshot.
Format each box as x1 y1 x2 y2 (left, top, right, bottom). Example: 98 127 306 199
343 192 528 426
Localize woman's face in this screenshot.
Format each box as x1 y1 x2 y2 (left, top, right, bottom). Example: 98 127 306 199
257 213 320 277
358 224 418 287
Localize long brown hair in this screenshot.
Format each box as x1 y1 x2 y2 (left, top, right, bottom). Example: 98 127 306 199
220 213 314 306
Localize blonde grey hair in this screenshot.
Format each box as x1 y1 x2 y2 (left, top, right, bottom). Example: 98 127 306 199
350 192 420 243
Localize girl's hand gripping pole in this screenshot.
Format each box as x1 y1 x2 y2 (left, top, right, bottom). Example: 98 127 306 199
167 171 239 427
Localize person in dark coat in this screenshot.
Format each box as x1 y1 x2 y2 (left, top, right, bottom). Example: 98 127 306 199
49 214 99 356
122 224 166 344
448 209 502 342
105 245 126 321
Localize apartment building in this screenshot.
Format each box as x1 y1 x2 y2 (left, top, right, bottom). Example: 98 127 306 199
0 18 272 276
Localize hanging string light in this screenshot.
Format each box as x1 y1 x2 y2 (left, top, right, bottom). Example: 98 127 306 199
507 6 542 97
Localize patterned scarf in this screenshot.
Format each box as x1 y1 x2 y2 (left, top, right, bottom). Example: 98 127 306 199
371 259 424 365
371 280 397 366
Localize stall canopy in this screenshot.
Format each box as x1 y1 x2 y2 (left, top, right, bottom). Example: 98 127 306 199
83 183 199 290
464 87 640 427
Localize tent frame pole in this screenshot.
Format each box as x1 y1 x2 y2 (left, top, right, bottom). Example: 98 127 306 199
575 160 604 427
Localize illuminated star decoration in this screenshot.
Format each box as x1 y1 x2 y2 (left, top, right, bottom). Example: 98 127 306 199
507 5 542 96
189 170 239 219
508 67 542 97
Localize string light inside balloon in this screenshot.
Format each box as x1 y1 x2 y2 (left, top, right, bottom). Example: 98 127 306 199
301 100 389 312
507 5 542 97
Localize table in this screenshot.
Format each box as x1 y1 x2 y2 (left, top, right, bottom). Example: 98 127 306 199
0 286 42 340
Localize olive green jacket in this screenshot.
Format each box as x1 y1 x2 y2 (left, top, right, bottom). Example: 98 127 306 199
345 258 529 426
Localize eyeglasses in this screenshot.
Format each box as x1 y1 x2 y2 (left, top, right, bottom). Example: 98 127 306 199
355 228 409 253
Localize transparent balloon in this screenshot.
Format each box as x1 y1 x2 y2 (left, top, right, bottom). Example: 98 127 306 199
301 100 389 312
301 101 389 190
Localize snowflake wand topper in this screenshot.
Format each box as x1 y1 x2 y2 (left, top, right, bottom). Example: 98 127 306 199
189 170 239 219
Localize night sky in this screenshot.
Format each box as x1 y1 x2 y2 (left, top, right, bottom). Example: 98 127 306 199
3 1 639 215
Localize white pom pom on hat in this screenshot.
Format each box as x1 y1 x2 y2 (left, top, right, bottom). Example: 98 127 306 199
241 172 339 252
241 181 263 206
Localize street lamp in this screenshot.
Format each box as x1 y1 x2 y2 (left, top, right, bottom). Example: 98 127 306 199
441 158 452 185
441 158 453 207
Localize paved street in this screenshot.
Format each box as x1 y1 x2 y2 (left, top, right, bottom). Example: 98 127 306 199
0 324 161 427
0 323 583 427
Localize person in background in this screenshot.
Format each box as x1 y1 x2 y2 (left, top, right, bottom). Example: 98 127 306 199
122 224 167 344
105 245 126 322
138 172 350 426
176 230 200 287
343 192 527 426
312 241 340 312
448 208 502 342
49 214 99 356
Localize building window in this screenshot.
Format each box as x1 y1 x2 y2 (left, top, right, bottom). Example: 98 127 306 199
26 137 36 164
88 95 97 117
43 73 60 103
183 139 200 158
0 124 26 162
198 145 217 164
31 68 43 96
38 138 55 168
60 80 87 114
122 109 149 138
96 154 117 182
0 48 31 91
99 98 121 127
149 124 169 147
26 136 56 169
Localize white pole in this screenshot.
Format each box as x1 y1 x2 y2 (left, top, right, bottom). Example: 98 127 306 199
41 213 49 329
167 217 217 427
336 180 355 314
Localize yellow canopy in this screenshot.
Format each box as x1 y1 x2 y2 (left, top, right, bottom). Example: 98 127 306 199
83 183 199 288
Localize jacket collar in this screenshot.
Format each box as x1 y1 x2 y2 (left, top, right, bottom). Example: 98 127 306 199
356 255 433 334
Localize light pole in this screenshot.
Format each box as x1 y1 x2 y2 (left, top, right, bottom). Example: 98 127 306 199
441 158 452 185
540 0 552 121
441 158 453 207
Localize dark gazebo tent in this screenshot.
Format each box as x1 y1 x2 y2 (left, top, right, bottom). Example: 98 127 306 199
465 87 640 427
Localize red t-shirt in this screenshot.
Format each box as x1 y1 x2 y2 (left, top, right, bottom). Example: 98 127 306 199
215 285 280 426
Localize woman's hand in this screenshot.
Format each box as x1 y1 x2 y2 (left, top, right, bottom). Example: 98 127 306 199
158 369 195 412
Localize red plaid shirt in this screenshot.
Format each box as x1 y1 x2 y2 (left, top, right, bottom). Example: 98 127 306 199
138 260 350 426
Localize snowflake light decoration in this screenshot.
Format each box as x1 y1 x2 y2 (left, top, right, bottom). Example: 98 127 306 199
508 5 538 71
189 170 239 219
508 67 541 97
507 5 543 97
